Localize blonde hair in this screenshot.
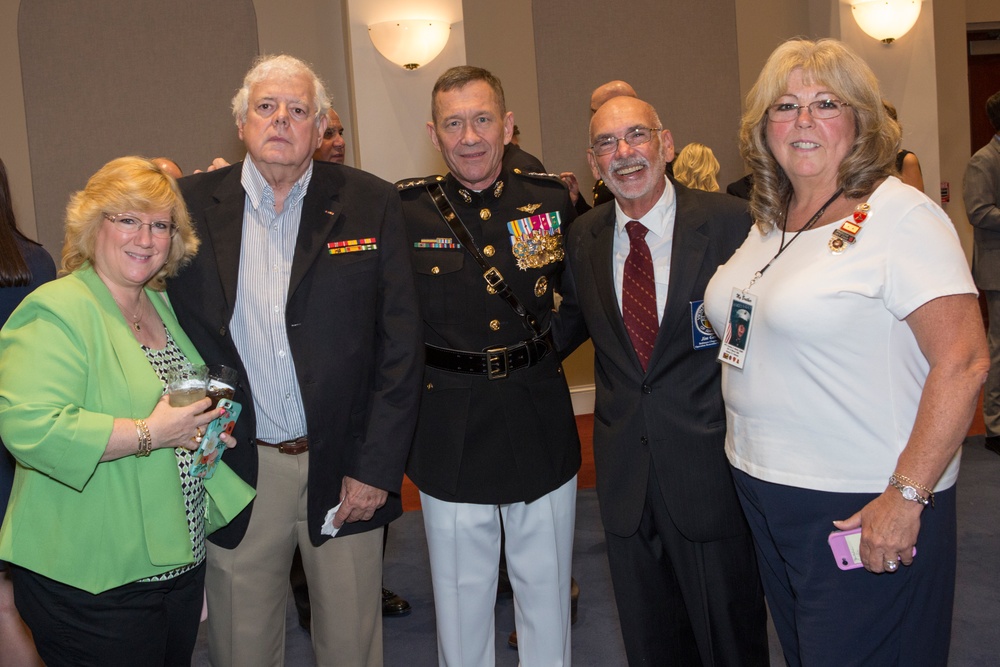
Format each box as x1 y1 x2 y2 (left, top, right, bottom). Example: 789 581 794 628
62 156 199 290
673 143 721 192
739 38 900 231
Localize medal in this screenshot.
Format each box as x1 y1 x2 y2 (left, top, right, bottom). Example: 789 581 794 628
507 211 565 270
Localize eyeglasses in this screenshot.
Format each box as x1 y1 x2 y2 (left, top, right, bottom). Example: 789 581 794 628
104 213 177 238
590 127 662 156
766 99 850 123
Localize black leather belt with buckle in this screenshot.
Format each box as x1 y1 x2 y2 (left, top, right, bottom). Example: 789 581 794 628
425 335 552 380
256 436 309 455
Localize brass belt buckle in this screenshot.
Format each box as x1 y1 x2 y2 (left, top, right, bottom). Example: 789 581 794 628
485 346 509 380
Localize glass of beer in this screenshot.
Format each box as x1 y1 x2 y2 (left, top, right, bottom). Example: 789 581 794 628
167 365 209 407
207 365 238 410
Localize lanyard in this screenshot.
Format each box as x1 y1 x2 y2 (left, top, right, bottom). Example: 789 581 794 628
746 188 843 291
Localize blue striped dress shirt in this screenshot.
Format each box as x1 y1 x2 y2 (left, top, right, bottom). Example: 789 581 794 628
230 158 313 443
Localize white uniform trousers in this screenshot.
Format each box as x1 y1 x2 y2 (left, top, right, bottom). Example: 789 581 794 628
420 475 577 667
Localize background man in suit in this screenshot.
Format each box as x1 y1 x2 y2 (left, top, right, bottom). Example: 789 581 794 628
965 89 1000 457
168 55 422 666
314 108 347 164
397 66 579 666
554 96 767 665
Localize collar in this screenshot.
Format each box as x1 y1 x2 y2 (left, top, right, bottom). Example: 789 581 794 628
241 157 313 211
614 176 675 237
446 172 506 206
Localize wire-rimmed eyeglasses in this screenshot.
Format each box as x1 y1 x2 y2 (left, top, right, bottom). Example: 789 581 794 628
104 213 177 238
766 99 850 123
590 127 662 156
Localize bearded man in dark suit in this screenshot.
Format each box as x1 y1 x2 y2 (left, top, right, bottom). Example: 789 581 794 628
554 96 768 666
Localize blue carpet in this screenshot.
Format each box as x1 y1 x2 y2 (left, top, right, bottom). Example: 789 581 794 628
193 437 999 665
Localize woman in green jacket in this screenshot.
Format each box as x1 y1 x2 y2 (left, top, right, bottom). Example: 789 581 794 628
0 157 254 666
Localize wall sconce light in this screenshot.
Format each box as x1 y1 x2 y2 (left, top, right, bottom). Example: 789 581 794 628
851 0 921 44
368 20 451 70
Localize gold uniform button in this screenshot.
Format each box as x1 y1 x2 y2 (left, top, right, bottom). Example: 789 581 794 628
489 319 500 331
425 382 434 390
480 208 491 221
486 284 497 294
431 266 440 275
483 245 495 257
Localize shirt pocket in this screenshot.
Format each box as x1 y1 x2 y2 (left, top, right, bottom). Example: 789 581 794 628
412 249 466 324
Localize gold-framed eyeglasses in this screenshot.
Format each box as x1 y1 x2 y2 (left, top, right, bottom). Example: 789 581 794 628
590 127 662 156
766 99 850 123
104 213 177 238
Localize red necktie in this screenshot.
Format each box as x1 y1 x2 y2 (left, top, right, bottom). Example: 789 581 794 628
623 221 659 371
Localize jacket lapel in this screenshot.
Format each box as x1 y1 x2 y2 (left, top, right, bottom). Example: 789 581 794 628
590 206 636 365
203 164 250 316
648 185 709 369
289 166 342 299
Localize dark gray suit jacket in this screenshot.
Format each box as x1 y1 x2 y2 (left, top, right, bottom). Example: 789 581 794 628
169 161 423 548
965 135 1000 291
554 183 751 541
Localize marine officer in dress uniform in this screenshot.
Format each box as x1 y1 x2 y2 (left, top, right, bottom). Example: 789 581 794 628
397 65 581 667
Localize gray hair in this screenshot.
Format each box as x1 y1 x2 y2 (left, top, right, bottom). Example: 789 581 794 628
231 54 331 128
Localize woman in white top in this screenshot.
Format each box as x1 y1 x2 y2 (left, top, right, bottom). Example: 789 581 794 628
705 38 988 666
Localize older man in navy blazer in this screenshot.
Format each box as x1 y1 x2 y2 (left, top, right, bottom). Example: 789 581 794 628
169 55 422 667
554 96 767 665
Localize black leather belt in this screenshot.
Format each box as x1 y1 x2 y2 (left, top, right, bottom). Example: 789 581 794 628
425 335 552 380
256 436 309 455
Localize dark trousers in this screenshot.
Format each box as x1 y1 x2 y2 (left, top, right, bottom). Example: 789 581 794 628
732 468 956 667
604 464 768 666
11 562 205 667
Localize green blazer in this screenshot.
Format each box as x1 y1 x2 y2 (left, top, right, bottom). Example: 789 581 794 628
0 265 254 594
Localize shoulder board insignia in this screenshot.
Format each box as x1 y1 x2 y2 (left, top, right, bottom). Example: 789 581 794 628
511 169 564 184
395 175 444 191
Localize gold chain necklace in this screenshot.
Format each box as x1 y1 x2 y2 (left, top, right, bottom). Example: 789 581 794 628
113 294 145 332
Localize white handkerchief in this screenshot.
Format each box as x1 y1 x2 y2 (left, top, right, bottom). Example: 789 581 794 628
321 502 343 537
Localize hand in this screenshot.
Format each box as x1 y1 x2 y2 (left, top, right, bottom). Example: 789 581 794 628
560 171 581 204
833 489 922 573
333 476 388 529
144 394 220 452
194 157 231 173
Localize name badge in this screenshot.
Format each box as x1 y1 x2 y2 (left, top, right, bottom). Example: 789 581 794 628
717 288 756 369
690 300 719 349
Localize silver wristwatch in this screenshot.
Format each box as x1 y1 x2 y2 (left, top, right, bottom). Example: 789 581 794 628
889 475 931 507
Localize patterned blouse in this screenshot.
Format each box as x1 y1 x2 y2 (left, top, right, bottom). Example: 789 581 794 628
138 328 207 581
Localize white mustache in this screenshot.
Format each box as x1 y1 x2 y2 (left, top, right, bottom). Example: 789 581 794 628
608 156 648 175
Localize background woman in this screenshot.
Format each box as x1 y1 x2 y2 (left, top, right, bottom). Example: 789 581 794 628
0 156 253 666
884 100 925 191
673 141 722 192
705 39 987 666
0 156 54 667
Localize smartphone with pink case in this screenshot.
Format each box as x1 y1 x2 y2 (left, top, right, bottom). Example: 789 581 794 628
828 528 915 570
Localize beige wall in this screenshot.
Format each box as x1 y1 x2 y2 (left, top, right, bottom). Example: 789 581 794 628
1 0 36 241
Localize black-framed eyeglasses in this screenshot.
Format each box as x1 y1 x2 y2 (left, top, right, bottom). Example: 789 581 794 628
766 99 850 123
590 127 662 156
104 213 177 238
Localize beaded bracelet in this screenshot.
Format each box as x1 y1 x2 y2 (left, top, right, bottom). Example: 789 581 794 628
134 418 152 457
